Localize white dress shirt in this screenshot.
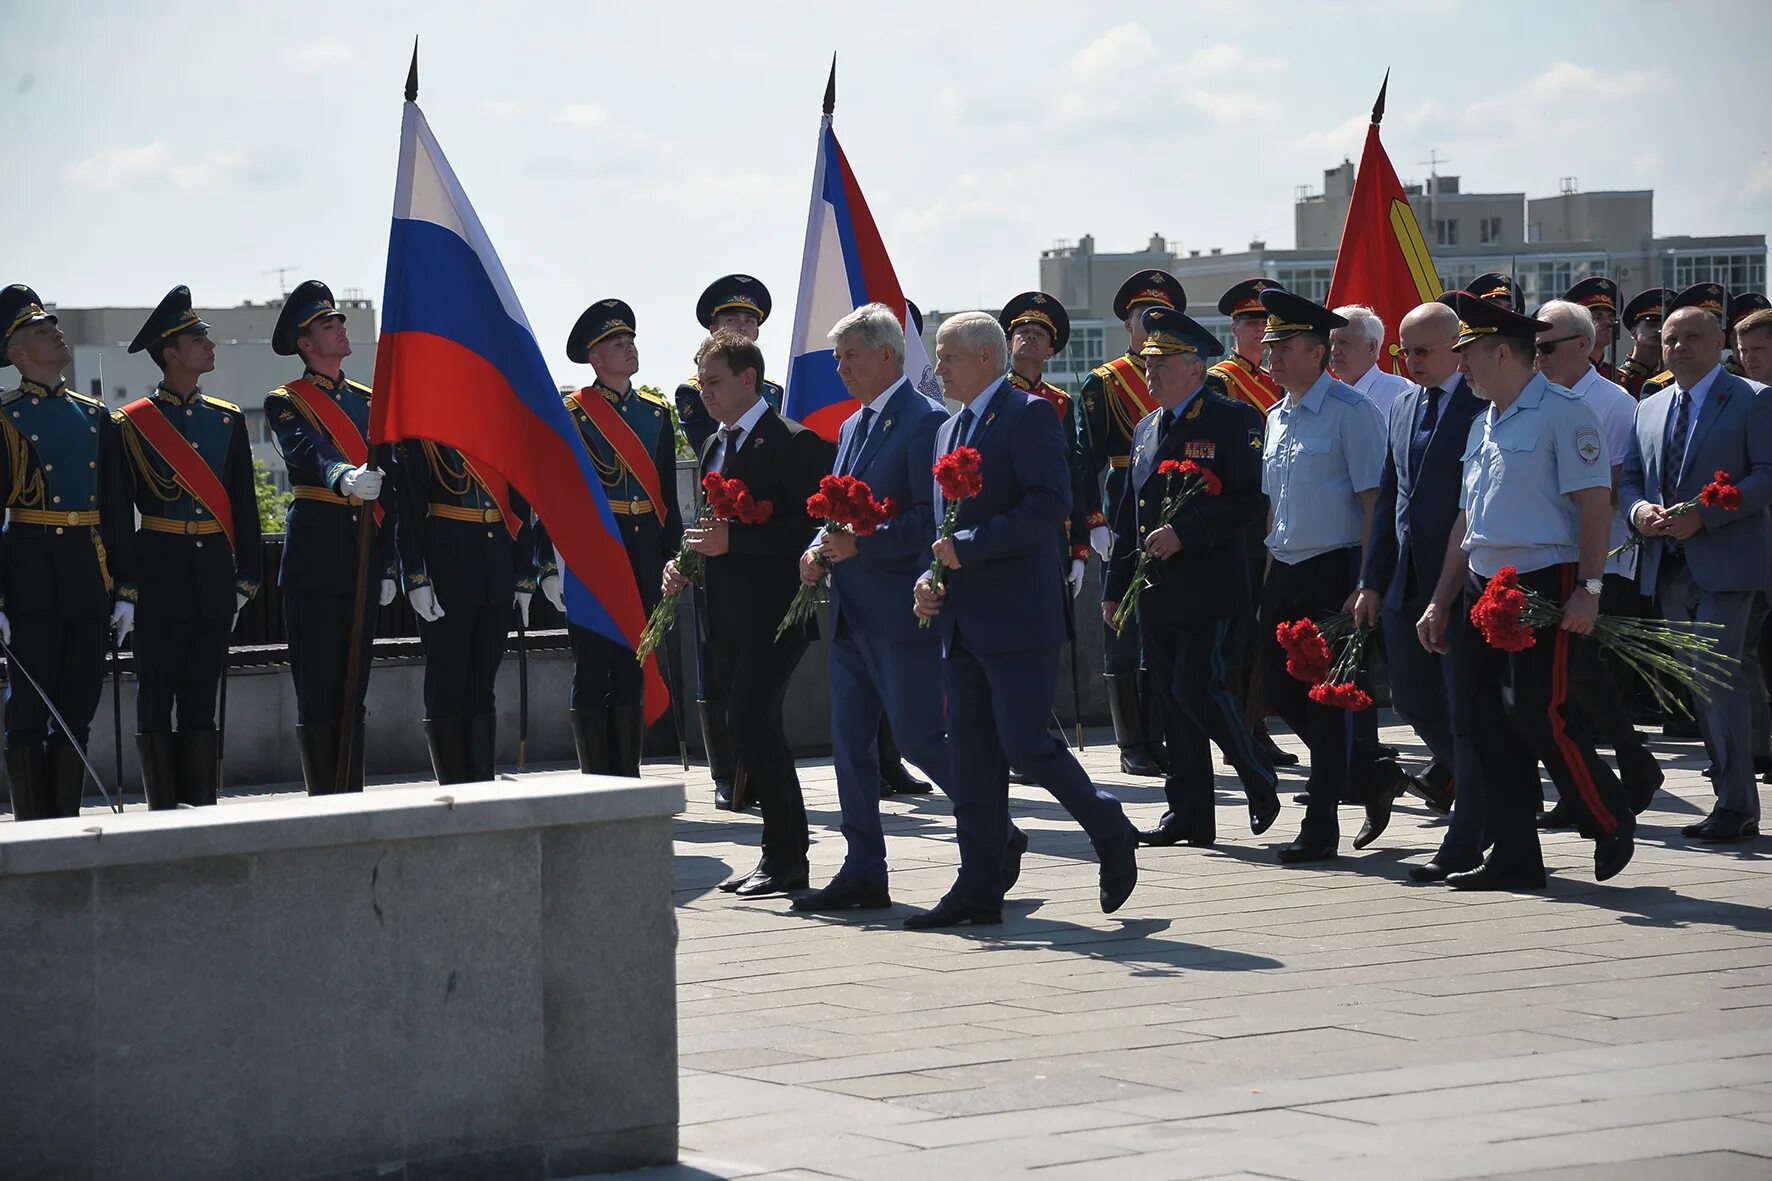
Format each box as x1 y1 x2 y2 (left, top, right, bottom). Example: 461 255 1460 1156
1350 363 1412 417
708 395 773 472
1571 364 1637 579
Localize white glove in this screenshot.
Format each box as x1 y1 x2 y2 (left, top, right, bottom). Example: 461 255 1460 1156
110 600 134 645
1068 558 1087 598
340 464 383 501
1090 525 1112 562
540 573 565 614
231 591 248 633
409 585 445 622
515 590 532 627
0 610 10 645
379 578 397 607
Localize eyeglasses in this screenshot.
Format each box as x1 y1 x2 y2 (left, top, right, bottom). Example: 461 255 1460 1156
1534 335 1583 355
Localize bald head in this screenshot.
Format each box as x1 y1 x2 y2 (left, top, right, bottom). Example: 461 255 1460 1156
1398 301 1461 388
1663 306 1726 387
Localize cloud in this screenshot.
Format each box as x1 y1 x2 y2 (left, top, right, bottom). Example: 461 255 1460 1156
554 103 608 127
67 142 245 191
292 42 355 69
483 99 525 121
1183 44 1283 77
894 172 1041 238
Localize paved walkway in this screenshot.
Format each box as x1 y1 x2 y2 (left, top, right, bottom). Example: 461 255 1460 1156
623 717 1772 1181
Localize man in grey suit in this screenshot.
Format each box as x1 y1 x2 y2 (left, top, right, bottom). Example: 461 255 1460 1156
1620 283 1772 843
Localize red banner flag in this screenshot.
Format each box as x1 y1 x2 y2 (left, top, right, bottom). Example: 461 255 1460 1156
1325 72 1442 376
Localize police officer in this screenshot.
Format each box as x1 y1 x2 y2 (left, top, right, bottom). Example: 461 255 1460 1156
555 299 680 778
1565 276 1623 385
116 286 261 809
1079 270 1185 776
673 276 780 807
393 437 534 785
0 284 136 820
1104 307 1280 848
1417 291 1636 890
1618 288 1671 398
1256 288 1405 863
265 280 397 796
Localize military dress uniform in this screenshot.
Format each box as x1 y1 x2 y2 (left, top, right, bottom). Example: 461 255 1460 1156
115 287 262 809
1205 279 1285 415
1000 292 1098 569
264 281 397 796
561 300 681 777
1442 291 1636 890
1079 269 1186 776
1617 287 1672 399
1566 276 1623 386
0 284 136 820
393 439 534 784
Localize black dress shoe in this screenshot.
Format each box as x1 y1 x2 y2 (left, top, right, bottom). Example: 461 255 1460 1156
1408 859 1477 883
1006 767 1036 786
1258 730 1298 766
733 866 809 898
1623 757 1665 815
791 876 892 911
1278 839 1338 864
1594 831 1634 881
1098 836 1138 914
713 779 736 811
1682 811 1719 837
1119 748 1164 777
1002 826 1030 891
1138 814 1214 847
1446 857 1547 892
1292 792 1312 805
1411 768 1455 815
718 861 763 892
881 768 934 796
1691 809 1761 844
1249 793 1281 836
1537 801 1579 830
903 895 1002 929
1353 791 1392 850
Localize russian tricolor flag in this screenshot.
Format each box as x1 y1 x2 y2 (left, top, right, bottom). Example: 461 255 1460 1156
782 113 938 442
370 96 667 724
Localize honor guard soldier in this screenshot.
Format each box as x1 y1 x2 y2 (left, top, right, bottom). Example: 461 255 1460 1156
1104 307 1280 849
1206 279 1285 413
1079 269 1186 776
265 280 397 796
0 285 136 820
1618 287 1672 398
1643 284 1728 397
1566 276 1623 385
392 437 534 786
557 299 680 778
1416 292 1636 890
1466 271 1524 311
673 276 779 807
115 287 261 809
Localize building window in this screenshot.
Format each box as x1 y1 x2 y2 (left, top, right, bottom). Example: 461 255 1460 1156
90 379 102 400
1660 251 1768 293
1272 264 1333 303
1480 217 1502 245
1435 219 1459 247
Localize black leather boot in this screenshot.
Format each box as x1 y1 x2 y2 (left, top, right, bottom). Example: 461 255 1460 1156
137 731 181 811
177 730 221 807
5 742 50 821
425 718 471 786
608 705 645 778
464 713 496 782
46 740 86 818
296 723 340 796
1106 673 1162 777
699 700 739 808
570 707 611 775
344 715 367 793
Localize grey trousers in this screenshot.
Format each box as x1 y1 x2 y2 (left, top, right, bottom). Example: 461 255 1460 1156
1661 561 1761 818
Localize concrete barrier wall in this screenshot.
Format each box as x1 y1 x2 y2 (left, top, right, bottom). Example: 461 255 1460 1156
0 775 684 1181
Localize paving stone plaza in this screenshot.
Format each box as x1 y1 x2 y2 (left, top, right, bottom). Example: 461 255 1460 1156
636 716 1772 1181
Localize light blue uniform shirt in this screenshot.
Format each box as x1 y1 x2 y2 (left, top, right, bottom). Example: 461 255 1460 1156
1262 369 1386 565
1459 371 1612 578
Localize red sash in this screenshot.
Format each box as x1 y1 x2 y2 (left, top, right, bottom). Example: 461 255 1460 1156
460 454 523 540
284 378 384 525
568 388 667 524
1210 357 1282 414
1101 356 1157 420
119 398 237 551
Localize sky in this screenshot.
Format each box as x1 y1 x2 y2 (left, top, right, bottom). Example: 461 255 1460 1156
8 0 1770 393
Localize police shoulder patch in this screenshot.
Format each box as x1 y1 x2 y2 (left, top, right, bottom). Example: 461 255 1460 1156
1573 425 1603 466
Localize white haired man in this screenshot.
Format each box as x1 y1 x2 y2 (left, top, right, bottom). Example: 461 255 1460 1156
1330 305 1412 416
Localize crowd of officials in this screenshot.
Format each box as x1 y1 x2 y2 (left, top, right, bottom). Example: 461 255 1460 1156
1 265 1767 927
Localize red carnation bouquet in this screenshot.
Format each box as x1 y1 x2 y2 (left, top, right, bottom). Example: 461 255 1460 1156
1276 612 1374 711
636 472 773 662
1609 469 1743 559
1108 459 1223 634
919 446 984 629
1469 565 1735 716
777 474 896 639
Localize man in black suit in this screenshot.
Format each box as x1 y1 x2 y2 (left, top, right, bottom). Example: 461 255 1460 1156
664 330 833 897
1104 307 1279 849
1354 300 1488 879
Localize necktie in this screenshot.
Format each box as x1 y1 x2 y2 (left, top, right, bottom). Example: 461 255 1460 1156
1664 388 1692 499
955 407 975 448
1408 386 1443 477
1158 409 1174 443
716 425 738 473
841 407 875 474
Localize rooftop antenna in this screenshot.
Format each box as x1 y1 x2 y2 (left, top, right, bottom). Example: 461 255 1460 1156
264 266 300 297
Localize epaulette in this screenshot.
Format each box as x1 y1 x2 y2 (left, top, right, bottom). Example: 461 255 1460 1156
1548 382 1584 401
346 379 373 396
1325 382 1365 406
678 375 701 392
1088 364 1115 382
636 386 671 408
201 395 242 413
763 378 784 394
66 390 105 410
1203 389 1244 411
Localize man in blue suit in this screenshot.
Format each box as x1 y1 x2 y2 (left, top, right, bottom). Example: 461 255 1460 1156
1355 300 1487 879
791 304 951 911
1620 284 1772 843
910 312 1139 928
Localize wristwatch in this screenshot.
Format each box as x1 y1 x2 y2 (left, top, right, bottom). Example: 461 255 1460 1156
1580 577 1604 597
